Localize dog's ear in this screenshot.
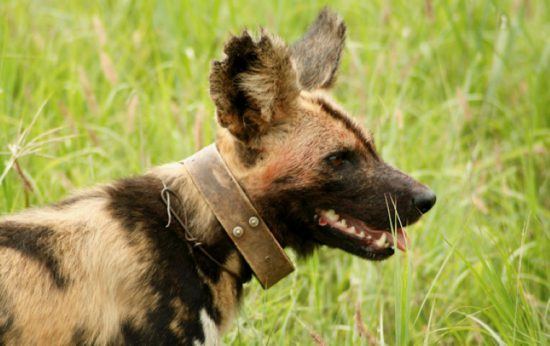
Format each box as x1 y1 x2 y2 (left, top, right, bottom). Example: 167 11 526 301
291 8 346 90
209 31 300 142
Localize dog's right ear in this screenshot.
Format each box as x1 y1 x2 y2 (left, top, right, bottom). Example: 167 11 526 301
209 31 300 142
291 8 346 90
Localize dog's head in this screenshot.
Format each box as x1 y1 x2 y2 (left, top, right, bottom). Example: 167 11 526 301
210 9 435 261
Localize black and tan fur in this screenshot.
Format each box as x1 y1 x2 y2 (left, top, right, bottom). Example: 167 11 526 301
0 9 435 345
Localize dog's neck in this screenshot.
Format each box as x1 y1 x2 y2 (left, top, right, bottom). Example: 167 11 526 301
181 144 294 288
149 163 254 287
216 136 320 259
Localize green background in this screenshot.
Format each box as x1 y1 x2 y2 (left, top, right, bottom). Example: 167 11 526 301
1 0 548 344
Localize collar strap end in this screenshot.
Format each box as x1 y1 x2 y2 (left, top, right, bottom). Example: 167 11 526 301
183 144 294 289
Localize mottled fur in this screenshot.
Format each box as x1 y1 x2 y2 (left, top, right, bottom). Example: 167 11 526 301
0 170 242 345
0 8 434 345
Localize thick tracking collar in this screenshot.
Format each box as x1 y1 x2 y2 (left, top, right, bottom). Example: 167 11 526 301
183 144 295 289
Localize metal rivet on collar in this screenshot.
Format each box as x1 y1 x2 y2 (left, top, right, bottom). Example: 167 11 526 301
232 226 244 238
183 144 295 289
248 216 259 227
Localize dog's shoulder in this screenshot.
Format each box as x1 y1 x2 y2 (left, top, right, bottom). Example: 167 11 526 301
0 168 229 345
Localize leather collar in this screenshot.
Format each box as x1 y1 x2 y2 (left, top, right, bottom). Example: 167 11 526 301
183 144 295 289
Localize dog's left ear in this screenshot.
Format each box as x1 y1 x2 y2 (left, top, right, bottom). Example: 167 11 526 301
291 8 346 90
210 31 300 142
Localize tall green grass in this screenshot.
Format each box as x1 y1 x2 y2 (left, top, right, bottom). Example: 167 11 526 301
1 0 548 344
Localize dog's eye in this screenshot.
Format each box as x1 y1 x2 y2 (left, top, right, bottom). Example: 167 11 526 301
325 150 354 169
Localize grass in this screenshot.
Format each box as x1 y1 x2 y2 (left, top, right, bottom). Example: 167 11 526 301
1 0 548 344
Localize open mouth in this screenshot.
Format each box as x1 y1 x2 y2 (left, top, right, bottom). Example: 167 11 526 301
315 209 409 253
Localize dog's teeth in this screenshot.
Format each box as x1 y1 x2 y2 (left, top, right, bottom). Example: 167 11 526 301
374 233 387 247
325 209 339 222
340 219 347 228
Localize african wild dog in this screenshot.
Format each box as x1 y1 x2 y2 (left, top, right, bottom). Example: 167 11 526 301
0 8 435 345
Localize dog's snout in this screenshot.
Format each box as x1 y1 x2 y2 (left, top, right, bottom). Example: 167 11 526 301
412 188 436 214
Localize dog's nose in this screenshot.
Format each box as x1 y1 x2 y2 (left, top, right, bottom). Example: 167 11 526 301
412 189 436 214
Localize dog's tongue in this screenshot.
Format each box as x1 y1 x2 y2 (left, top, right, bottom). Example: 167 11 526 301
395 228 409 252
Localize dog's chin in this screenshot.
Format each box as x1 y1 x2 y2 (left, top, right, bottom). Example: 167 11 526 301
310 209 409 261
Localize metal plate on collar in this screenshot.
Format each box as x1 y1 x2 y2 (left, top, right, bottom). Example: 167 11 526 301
183 144 295 289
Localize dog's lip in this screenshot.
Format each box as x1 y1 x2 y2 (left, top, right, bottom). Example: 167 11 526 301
314 209 409 252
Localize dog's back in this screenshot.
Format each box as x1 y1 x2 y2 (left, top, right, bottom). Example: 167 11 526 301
0 166 237 345
0 187 153 344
